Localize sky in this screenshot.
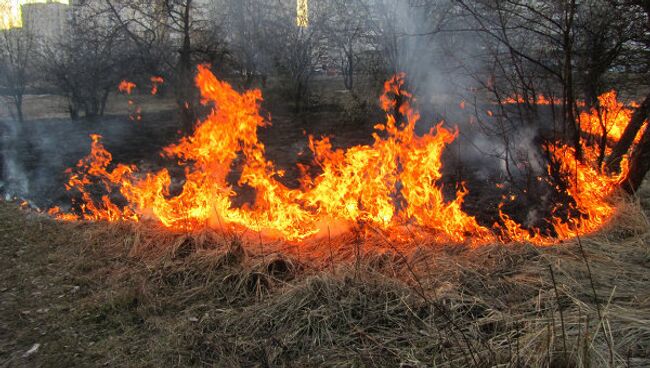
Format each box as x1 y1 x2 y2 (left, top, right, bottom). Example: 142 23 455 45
0 0 69 29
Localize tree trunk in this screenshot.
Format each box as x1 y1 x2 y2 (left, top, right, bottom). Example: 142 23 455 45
294 81 303 112
99 88 110 116
621 121 650 193
87 95 101 118
70 108 79 120
68 94 81 120
605 92 650 172
343 46 354 90
617 0 650 191
562 0 581 160
597 129 607 169
583 71 599 108
177 0 196 134
15 95 24 123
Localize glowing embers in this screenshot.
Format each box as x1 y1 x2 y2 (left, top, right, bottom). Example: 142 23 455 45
118 80 142 121
52 66 629 245
501 94 587 108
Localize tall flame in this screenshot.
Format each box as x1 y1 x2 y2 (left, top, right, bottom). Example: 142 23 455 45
52 66 634 246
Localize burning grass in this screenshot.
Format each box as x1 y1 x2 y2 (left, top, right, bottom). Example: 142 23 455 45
1 184 649 367
48 67 638 247
4 66 649 367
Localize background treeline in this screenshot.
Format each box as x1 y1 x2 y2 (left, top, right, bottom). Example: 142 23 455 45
1 0 649 190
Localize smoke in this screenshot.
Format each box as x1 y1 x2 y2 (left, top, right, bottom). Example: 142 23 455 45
0 119 29 199
0 0 553 224
369 0 550 185
0 111 178 209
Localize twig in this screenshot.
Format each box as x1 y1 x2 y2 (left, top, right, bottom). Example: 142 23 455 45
575 234 614 366
549 264 569 358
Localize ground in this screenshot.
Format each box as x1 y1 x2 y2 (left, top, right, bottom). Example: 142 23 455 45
0 184 648 367
1 79 649 367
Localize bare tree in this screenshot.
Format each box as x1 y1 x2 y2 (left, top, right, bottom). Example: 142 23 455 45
104 0 228 132
263 0 328 111
609 0 650 189
221 0 269 88
574 1 641 107
39 4 136 120
0 28 34 123
455 0 588 158
623 113 650 192
322 0 371 91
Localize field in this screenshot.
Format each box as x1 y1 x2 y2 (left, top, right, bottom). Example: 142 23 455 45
2 0 649 365
1 76 650 367
0 183 648 367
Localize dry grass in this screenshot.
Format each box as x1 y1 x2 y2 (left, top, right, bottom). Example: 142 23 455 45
1 188 649 367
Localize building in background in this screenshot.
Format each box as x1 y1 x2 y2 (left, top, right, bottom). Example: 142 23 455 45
21 1 71 43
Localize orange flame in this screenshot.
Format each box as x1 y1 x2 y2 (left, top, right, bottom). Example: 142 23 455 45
118 80 136 94
51 67 633 246
502 94 586 108
497 144 628 244
150 76 164 95
578 90 644 144
118 80 142 121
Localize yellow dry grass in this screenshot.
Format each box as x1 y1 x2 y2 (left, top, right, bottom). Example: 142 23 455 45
1 185 649 367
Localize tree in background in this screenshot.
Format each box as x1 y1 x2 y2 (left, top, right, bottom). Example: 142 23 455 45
221 0 270 89
262 0 328 111
38 3 136 120
608 0 650 192
573 1 642 107
322 0 371 91
454 0 587 159
103 0 228 133
0 28 34 123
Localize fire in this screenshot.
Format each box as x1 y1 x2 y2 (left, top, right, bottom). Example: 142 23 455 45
51 66 633 246
503 95 562 105
151 76 164 95
118 80 142 121
547 144 626 239
47 206 81 221
497 91 638 243
502 94 586 108
118 80 136 94
498 144 628 244
578 90 645 144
